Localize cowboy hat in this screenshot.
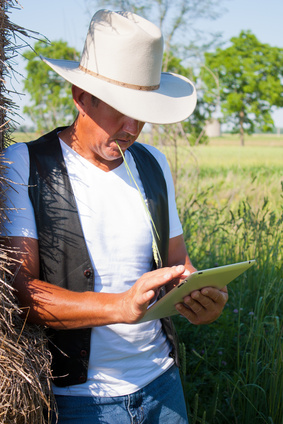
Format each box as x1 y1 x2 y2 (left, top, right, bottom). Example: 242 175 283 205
41 9 197 124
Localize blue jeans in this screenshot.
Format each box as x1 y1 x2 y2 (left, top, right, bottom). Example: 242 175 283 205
52 365 188 423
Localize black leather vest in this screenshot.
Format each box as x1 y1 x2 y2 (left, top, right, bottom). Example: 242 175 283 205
27 127 179 387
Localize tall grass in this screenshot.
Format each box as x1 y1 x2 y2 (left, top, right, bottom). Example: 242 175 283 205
168 140 283 424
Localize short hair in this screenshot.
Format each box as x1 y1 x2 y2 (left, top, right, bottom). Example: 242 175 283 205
91 95 100 107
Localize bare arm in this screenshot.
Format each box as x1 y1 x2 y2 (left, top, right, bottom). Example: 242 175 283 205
3 236 186 329
167 233 197 271
167 234 228 324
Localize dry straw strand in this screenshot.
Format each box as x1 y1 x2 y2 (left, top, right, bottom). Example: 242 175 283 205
115 141 162 268
1 1 55 422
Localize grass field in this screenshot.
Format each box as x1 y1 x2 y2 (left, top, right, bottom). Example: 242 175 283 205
154 134 283 424
11 131 283 423
152 134 283 217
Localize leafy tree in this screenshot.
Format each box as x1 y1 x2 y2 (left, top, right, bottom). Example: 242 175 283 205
164 51 209 145
201 31 283 145
23 40 80 132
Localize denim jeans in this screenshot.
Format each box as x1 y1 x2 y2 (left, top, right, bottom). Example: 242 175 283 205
52 364 188 423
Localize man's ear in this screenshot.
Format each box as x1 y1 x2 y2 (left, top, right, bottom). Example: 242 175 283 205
72 85 87 115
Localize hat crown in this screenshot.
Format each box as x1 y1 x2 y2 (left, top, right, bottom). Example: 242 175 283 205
80 10 164 88
42 9 196 124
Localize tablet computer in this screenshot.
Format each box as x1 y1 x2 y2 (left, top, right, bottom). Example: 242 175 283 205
139 260 256 323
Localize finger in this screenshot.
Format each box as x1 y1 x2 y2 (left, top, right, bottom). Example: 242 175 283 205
186 291 213 309
175 303 201 325
135 265 186 308
180 268 191 278
141 289 156 303
167 268 193 290
204 287 228 305
182 296 204 314
143 265 186 292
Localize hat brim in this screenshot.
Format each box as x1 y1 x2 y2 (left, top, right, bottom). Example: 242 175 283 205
42 57 197 125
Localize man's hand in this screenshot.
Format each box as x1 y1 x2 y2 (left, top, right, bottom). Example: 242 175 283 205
120 265 186 323
175 286 228 325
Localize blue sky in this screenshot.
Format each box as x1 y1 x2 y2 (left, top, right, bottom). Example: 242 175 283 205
8 0 283 127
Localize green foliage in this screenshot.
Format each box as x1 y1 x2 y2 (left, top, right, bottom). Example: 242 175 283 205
157 138 283 422
23 40 80 131
201 31 283 143
177 194 282 423
167 142 283 422
163 50 192 75
163 51 209 145
182 98 209 145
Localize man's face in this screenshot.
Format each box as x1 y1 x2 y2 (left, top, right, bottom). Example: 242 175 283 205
79 94 145 170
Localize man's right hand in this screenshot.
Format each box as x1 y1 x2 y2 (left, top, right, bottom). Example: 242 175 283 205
2 236 186 328
119 265 186 323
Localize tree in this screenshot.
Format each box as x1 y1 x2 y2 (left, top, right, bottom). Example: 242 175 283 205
86 0 225 58
164 51 209 145
23 40 80 132
201 31 283 145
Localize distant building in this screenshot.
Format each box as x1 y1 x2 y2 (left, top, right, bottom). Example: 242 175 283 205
205 118 221 137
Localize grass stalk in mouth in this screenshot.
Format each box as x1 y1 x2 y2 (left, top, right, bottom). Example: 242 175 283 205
115 141 162 268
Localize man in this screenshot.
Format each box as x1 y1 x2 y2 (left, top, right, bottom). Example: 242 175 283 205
2 10 228 423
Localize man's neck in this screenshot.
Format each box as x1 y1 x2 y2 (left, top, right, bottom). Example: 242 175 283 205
58 123 124 172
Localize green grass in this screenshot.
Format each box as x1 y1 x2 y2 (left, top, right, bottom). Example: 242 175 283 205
155 137 283 216
157 136 283 424
12 132 37 143
175 195 282 423
208 133 283 147
194 145 283 168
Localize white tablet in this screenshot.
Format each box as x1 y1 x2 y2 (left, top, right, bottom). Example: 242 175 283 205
139 260 256 322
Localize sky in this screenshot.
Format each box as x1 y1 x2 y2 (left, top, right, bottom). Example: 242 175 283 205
7 0 283 128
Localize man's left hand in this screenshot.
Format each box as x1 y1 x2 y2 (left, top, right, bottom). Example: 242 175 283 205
175 286 228 325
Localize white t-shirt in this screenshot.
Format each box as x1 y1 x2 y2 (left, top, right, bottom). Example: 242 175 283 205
3 139 183 397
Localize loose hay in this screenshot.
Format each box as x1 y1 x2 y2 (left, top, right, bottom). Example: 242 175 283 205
0 2 56 422
0 268 55 424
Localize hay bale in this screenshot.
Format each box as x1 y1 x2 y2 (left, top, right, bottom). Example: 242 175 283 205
0 3 56 422
0 266 55 424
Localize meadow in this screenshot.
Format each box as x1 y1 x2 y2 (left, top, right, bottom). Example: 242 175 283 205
12 132 282 423
155 134 283 424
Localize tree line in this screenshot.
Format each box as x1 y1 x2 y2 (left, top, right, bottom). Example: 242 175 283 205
22 0 283 145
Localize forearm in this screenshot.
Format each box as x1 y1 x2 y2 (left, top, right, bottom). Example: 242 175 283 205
4 236 187 328
167 234 195 269
3 236 124 329
13 277 125 330
13 265 187 329
166 234 197 291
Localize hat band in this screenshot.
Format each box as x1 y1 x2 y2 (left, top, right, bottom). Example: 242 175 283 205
79 65 160 91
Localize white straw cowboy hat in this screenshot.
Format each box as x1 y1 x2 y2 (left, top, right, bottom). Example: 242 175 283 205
42 9 197 124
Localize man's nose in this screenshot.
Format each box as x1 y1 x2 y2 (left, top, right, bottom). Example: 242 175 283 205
122 117 144 136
